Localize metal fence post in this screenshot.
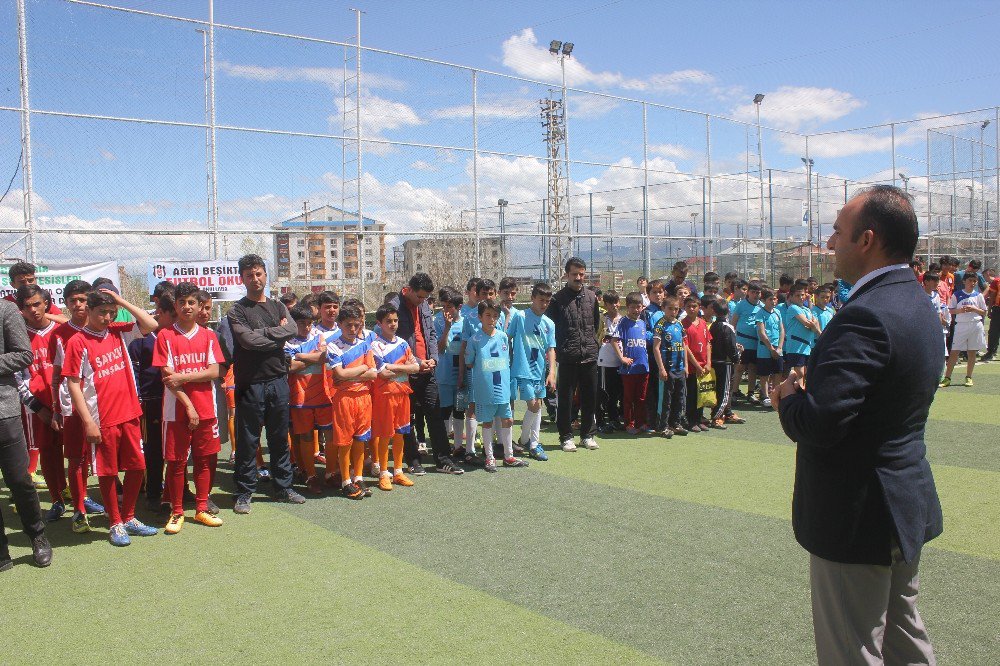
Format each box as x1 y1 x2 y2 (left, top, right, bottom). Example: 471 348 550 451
472 70 480 276
767 168 775 283
207 0 219 260
15 0 35 262
705 114 713 272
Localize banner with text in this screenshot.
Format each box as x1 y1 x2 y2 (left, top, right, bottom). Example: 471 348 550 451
0 261 119 308
147 260 250 301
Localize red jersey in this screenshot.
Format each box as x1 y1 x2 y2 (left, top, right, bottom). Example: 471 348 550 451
4 294 62 316
24 321 56 407
152 323 221 421
49 320 86 416
370 335 415 396
325 335 374 397
61 322 142 428
683 317 712 375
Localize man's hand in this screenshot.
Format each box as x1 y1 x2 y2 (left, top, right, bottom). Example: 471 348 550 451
621 357 634 366
50 411 62 432
545 373 556 393
187 408 200 432
85 421 102 445
700 366 711 378
418 359 435 373
770 368 804 411
659 370 669 381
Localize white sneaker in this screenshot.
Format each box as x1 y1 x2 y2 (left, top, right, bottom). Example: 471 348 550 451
561 439 577 452
762 397 773 408
371 461 381 477
581 437 599 450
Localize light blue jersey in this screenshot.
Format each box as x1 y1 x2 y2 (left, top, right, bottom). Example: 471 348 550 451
434 314 464 387
461 307 506 342
732 297 761 348
811 304 835 334
783 303 814 355
756 307 783 357
508 308 556 381
465 328 511 407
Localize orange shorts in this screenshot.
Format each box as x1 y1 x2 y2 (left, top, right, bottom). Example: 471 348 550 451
371 393 412 438
93 417 145 477
163 417 222 462
290 405 333 436
330 392 371 446
225 386 235 410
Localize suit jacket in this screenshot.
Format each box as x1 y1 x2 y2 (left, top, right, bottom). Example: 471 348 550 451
0 299 33 420
778 267 943 565
389 293 438 364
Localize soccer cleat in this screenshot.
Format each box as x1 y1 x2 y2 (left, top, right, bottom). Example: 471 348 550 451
964 376 974 387
484 460 498 473
529 443 548 461
672 427 689 436
71 511 91 534
193 511 223 527
512 442 526 457
981 354 994 363
762 398 773 409
409 462 427 476
462 452 485 467
46 501 66 523
31 472 46 489
711 419 728 430
503 457 528 468
725 413 746 424
582 438 599 450
747 394 762 406
356 480 372 497
306 475 325 495
938 377 951 388
164 514 184 535
341 482 365 500
61 486 72 503
370 461 381 478
276 488 307 504
561 439 577 452
659 428 674 439
108 524 131 547
435 457 464 475
83 496 105 515
124 518 158 537
377 475 393 491
257 467 271 482
392 472 415 487
625 427 638 436
206 497 220 516
314 452 327 465
233 494 253 515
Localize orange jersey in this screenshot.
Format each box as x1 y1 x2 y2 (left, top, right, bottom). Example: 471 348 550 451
325 335 374 397
370 335 415 396
284 335 329 408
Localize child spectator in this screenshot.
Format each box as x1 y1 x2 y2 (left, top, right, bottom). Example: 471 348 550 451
683 296 712 431
597 291 623 433
922 272 950 359
782 280 821 378
941 272 987 387
650 296 686 437
508 283 556 461
708 298 744 428
755 288 785 408
612 292 649 435
731 281 761 403
810 285 835 338
285 305 331 495
434 288 472 462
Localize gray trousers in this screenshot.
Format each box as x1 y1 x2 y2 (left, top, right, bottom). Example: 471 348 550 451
810 545 935 665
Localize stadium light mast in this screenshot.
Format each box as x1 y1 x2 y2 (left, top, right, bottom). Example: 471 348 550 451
552 39 574 272
606 205 614 271
753 94 766 236
498 198 508 270
899 172 910 194
981 120 991 261
802 157 814 275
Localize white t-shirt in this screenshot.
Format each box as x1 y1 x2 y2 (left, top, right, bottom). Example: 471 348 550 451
598 313 623 367
949 290 986 324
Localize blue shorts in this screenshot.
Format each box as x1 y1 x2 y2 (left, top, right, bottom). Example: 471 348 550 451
511 377 545 401
476 401 513 423
756 355 784 376
783 352 809 368
439 383 457 409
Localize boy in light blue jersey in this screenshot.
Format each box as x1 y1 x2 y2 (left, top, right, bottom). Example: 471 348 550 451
458 279 498 455
508 283 556 461
465 299 527 473
755 288 785 408
434 288 477 463
730 282 762 404
782 280 821 378
810 285 835 337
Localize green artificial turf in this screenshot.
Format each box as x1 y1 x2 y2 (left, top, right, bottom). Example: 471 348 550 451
2 364 999 664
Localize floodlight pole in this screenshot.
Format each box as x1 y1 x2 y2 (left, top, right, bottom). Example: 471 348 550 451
15 0 35 261
558 45 573 258
981 120 990 266
207 0 219 260
803 152 814 277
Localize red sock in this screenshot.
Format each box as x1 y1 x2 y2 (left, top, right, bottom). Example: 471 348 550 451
28 448 40 474
67 457 87 514
40 446 66 503
167 460 185 516
193 455 213 513
121 470 143 523
99 475 122 526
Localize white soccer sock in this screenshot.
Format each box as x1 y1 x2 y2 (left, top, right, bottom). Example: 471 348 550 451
529 408 542 444
483 426 495 462
501 426 514 460
453 418 465 453
465 416 478 455
445 415 454 437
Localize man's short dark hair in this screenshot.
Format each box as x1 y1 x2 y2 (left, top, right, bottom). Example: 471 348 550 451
565 257 586 273
408 272 434 293
289 304 314 322
724 271 739 282
909 259 923 269
759 288 775 300
238 254 266 275
531 282 552 299
16 284 49 308
968 259 983 271
477 299 500 317
499 277 518 292
383 292 398 305
734 279 748 289
8 261 35 281
711 298 730 318
174 282 200 302
338 304 363 323
87 290 117 309
852 185 918 261
647 279 664 294
779 273 794 287
375 303 398 322
300 293 318 308
672 261 688 273
603 290 619 304
279 292 298 307
637 276 647 284
703 271 720 284
747 281 762 292
922 272 940 283
476 278 496 295
63 280 91 300
317 290 340 306
342 297 364 312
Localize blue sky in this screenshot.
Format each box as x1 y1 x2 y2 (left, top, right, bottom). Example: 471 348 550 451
1 0 999 263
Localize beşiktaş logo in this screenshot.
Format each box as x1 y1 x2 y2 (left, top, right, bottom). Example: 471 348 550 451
152 264 167 280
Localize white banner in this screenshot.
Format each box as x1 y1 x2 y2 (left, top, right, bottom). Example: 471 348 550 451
147 260 251 302
0 261 119 308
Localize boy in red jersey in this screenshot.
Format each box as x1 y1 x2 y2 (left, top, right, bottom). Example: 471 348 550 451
154 282 224 534
370 303 420 491
285 304 332 495
325 304 376 500
63 288 159 546
15 285 65 521
48 279 105 533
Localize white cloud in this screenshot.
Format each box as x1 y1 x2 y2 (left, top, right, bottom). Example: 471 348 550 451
92 200 169 216
501 28 714 95
650 143 696 160
409 160 438 172
731 86 865 131
217 193 297 219
217 61 405 92
99 149 117 161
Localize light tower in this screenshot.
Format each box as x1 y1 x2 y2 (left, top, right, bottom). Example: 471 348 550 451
539 39 574 282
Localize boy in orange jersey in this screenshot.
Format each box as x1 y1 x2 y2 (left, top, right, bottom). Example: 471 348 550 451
370 303 420 491
325 304 376 500
285 304 332 495
154 282 224 534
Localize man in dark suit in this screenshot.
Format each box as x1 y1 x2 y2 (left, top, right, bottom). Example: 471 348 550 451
774 185 942 664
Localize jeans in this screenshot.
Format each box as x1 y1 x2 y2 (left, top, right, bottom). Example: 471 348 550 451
234 377 293 496
403 372 451 466
986 307 1000 356
556 360 597 442
597 366 622 426
0 416 44 559
654 375 686 431
140 399 164 502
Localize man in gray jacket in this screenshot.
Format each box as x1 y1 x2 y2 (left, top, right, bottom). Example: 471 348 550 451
0 298 51 571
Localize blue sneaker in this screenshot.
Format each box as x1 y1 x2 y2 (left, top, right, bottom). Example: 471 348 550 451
46 501 66 523
83 496 105 515
123 518 158 537
529 442 548 461
109 524 131 547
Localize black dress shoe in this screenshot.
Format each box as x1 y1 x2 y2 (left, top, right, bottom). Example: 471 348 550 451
31 535 52 568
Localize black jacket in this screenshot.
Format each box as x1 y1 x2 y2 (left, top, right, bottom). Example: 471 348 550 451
545 286 600 364
226 297 297 389
778 268 943 565
389 293 438 363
